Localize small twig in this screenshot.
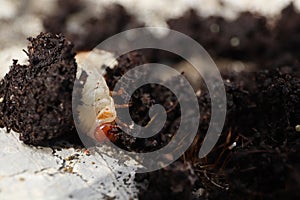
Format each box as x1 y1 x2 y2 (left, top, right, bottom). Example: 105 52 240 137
203 170 229 190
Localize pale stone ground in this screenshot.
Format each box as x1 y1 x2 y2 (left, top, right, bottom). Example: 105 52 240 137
0 130 138 200
0 0 299 199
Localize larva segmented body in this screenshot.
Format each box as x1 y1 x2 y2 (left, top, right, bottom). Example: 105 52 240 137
75 50 117 142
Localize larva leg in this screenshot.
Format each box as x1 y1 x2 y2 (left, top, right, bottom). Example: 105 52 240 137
115 103 131 109
110 87 125 96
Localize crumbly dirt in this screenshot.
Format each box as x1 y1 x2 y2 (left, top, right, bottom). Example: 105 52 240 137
0 32 77 145
105 51 300 199
44 3 144 51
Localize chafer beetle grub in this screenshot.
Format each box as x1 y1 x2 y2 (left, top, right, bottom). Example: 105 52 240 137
75 49 119 143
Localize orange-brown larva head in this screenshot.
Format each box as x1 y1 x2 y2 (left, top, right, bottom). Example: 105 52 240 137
94 123 118 143
94 105 117 143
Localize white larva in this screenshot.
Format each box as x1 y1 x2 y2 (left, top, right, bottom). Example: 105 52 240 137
75 49 118 142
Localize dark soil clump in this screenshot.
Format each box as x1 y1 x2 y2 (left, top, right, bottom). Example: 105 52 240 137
136 161 196 200
102 49 300 199
43 3 144 51
222 68 300 199
71 4 144 51
131 67 300 200
0 32 77 145
166 3 300 70
167 10 272 64
43 0 83 35
104 52 184 153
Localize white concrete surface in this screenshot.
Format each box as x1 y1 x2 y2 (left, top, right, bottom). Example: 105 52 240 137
0 130 139 200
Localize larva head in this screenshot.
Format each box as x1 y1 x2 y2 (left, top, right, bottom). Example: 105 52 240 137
94 103 117 143
94 123 118 143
